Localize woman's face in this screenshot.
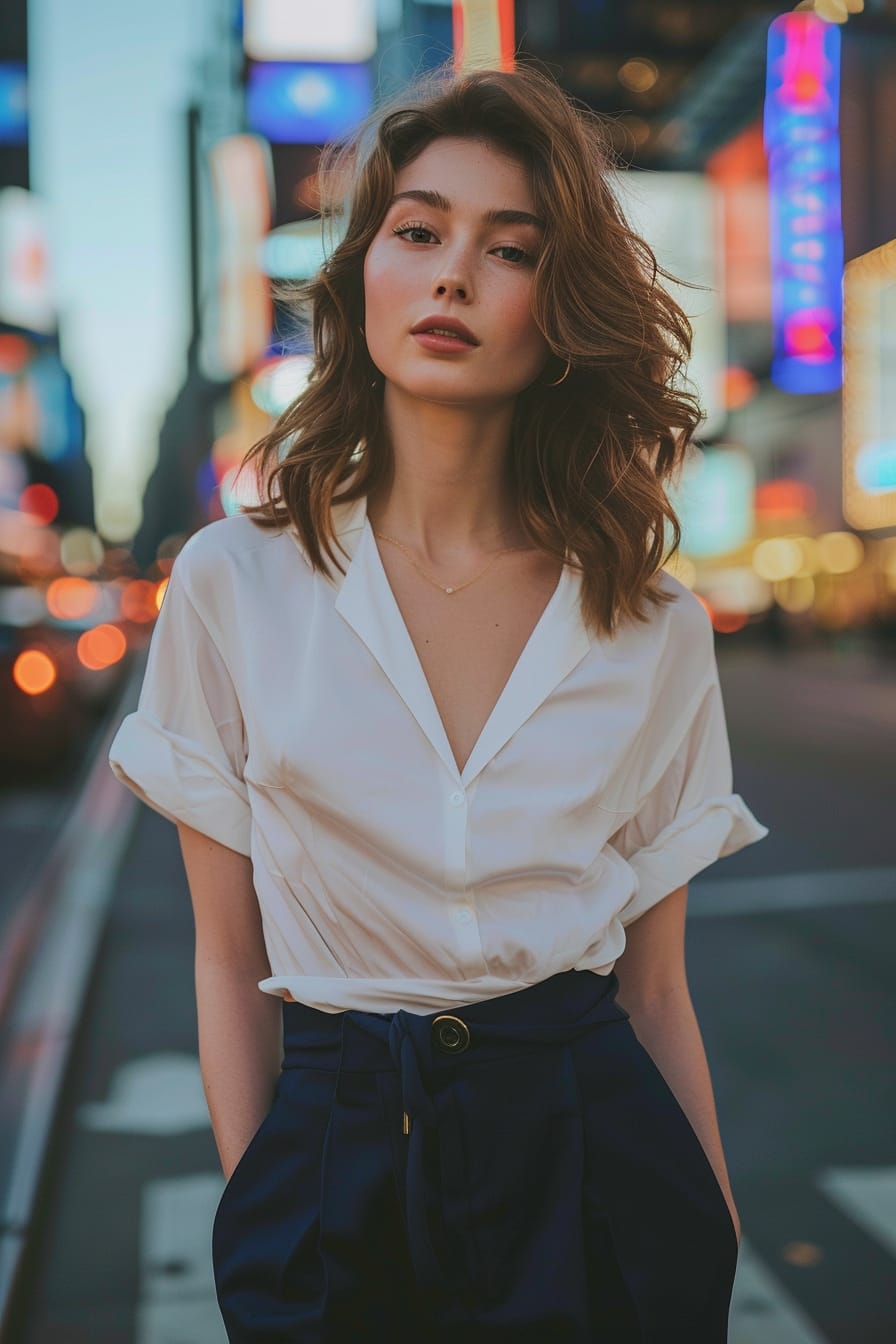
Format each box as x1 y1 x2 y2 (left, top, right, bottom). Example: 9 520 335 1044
362 136 551 405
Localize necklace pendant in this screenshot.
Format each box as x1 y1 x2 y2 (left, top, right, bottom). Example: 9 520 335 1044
445 586 455 594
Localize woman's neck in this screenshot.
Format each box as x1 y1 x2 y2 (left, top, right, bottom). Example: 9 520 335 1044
367 390 528 560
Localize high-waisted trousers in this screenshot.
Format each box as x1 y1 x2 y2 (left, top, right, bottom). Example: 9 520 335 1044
211 969 739 1342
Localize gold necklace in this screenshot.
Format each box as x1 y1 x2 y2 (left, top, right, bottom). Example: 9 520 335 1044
373 530 527 595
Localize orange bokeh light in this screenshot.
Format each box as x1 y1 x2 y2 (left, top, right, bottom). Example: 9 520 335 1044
13 648 57 695
722 366 758 410
19 483 59 525
710 609 749 634
756 479 817 518
120 579 163 623
155 577 169 611
46 576 99 621
77 623 128 670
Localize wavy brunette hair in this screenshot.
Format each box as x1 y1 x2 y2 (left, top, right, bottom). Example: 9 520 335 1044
238 59 704 639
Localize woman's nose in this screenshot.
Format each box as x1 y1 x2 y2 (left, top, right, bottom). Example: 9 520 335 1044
432 253 471 301
434 278 468 300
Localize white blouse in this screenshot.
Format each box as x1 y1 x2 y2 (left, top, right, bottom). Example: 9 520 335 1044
107 491 769 1014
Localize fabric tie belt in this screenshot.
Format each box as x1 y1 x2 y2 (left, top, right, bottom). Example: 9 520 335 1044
280 969 631 1308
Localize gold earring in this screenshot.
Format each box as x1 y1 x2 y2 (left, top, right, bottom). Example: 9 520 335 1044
546 358 571 387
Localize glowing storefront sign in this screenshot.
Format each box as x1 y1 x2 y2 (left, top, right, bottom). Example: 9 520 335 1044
452 0 515 72
0 64 27 145
243 0 377 63
250 354 313 417
246 62 373 145
613 171 727 439
259 220 331 280
668 445 755 560
0 188 55 334
763 12 843 394
842 238 896 530
202 136 273 381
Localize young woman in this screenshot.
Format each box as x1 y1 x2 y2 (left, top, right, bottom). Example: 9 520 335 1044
109 61 769 1343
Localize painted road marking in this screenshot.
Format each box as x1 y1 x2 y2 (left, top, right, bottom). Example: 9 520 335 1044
136 1173 225 1344
134 1181 838 1344
730 1238 829 1343
817 1165 896 1259
78 1054 210 1135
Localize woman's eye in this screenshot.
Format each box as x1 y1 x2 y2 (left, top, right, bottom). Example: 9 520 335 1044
494 245 531 264
391 223 532 265
392 223 435 244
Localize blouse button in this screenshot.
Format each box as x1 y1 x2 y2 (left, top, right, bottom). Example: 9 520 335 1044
453 906 473 924
450 790 464 805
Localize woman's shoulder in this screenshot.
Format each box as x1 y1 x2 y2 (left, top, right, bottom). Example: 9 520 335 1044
169 514 301 637
174 513 293 586
608 567 715 689
654 568 714 643
650 568 719 695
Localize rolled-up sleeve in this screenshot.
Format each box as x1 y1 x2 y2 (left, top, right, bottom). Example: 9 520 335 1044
107 550 252 856
609 661 769 926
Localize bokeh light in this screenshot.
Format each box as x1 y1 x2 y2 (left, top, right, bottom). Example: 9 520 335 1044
774 575 816 612
120 579 163 623
77 623 128 670
752 537 805 582
817 530 864 574
250 354 313 416
60 527 105 576
711 610 750 634
617 58 659 93
755 480 817 520
13 648 57 695
722 366 758 410
45 576 99 620
19 482 59 524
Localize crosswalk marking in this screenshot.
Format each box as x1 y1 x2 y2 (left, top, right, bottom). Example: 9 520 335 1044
134 1182 836 1343
136 1173 226 1344
729 1239 829 1343
817 1165 896 1259
131 1165 896 1343
79 1053 210 1135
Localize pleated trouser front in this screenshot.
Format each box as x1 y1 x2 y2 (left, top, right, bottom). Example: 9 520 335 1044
211 969 739 1342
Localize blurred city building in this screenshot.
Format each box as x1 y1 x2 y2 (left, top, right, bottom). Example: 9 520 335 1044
0 0 109 773
4 0 896 776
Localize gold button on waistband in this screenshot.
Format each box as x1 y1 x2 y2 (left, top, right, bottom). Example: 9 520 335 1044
432 1014 471 1055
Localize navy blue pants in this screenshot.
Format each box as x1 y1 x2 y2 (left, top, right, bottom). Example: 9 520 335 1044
212 970 738 1341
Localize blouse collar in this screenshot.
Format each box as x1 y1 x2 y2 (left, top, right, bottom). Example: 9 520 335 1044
289 490 594 788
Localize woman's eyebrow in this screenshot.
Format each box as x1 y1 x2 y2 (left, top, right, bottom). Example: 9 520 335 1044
388 188 544 231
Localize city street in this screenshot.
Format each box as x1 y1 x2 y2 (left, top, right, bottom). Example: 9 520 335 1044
5 637 895 1344
4 1 895 1341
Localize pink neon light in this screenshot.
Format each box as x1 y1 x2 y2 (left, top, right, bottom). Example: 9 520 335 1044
783 309 837 359
775 14 830 110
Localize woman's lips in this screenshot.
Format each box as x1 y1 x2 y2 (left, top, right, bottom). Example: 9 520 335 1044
412 331 477 352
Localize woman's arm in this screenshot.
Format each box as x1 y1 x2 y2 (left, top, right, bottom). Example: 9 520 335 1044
176 821 283 1181
613 884 741 1245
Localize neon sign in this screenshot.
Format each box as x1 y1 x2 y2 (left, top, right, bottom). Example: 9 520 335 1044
763 13 843 394
842 239 896 530
246 62 373 144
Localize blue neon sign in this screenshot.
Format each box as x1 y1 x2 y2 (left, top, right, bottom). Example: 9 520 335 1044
0 64 27 146
246 62 373 145
764 14 843 394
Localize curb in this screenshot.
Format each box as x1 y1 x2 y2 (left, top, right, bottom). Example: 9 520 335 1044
0 658 145 1339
